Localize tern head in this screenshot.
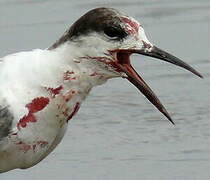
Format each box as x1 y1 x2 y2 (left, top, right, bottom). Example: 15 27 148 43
50 7 203 124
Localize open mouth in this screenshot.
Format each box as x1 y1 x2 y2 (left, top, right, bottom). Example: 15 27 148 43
111 46 203 124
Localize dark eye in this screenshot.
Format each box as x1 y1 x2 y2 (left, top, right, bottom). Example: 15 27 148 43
104 26 127 40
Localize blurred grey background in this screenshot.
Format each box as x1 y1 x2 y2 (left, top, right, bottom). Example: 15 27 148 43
0 0 210 180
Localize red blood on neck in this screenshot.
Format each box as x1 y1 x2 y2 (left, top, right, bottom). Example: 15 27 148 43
26 97 50 113
67 102 80 122
17 97 50 129
46 85 63 98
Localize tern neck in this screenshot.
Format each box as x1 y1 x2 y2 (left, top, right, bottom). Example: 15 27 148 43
47 42 111 92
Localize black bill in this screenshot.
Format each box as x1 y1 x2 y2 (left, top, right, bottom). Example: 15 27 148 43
133 46 203 78
115 46 203 124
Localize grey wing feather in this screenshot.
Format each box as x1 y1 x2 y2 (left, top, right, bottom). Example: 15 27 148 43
0 106 13 140
0 58 14 139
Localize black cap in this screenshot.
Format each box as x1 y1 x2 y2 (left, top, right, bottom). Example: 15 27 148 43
50 8 128 49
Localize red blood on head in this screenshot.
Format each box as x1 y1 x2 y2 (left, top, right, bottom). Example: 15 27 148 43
121 17 139 35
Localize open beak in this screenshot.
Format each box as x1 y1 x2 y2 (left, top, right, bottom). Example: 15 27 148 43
113 46 203 125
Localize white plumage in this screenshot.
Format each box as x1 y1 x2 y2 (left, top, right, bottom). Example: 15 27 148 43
0 7 202 173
